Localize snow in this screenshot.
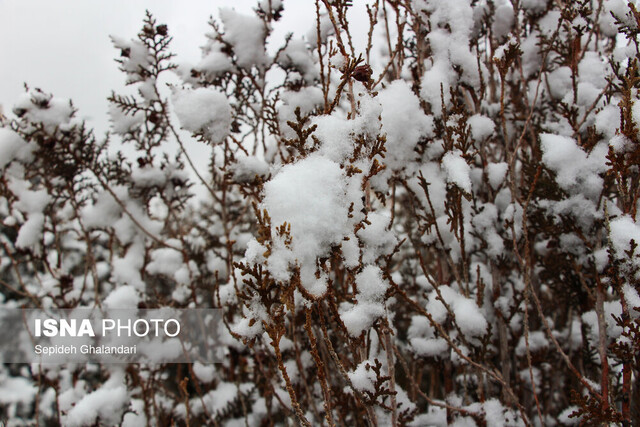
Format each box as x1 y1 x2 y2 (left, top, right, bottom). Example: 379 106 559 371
259 0 283 13
356 213 397 264
312 114 358 162
623 284 640 316
538 11 562 37
278 86 324 139
379 80 435 172
277 39 318 84
410 162 448 215
520 30 543 78
261 155 355 296
558 406 581 425
605 0 635 31
416 0 478 100
64 375 129 426
472 203 504 258
109 35 152 83
395 386 418 415
196 41 235 78
0 377 36 405
515 331 549 356
540 134 608 199
146 244 187 280
171 87 231 143
108 103 144 134
421 212 474 263
420 60 454 115
452 297 488 338
563 81 602 110
450 416 477 426
408 315 449 358
552 195 602 232
111 240 146 290
309 92 383 163
410 407 447 426
340 265 389 337
131 165 167 188
103 285 140 309
410 336 449 358
467 114 495 141
305 12 335 47
547 66 572 99
356 266 388 301
15 212 45 249
486 162 508 189
231 315 263 339
442 151 472 193
7 178 52 249
122 400 147 427
492 4 515 41
193 362 216 383
12 90 74 133
609 134 631 154
578 52 608 89
81 188 125 229
347 360 377 393
0 129 34 170
426 285 488 338
219 8 268 69
521 0 547 13
111 197 163 244
341 235 360 269
198 382 254 416
341 301 386 336
600 0 630 37
483 398 520 427
582 301 624 347
0 1 635 424
231 155 270 183
609 215 640 276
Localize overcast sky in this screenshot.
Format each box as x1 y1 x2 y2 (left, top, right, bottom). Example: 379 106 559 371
0 0 370 195
0 0 330 133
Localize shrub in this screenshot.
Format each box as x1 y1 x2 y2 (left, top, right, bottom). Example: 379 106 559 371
0 0 639 425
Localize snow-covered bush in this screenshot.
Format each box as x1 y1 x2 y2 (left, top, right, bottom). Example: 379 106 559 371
1 1 640 425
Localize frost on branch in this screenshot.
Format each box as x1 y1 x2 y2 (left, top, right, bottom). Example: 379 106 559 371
171 87 231 142
2 0 640 426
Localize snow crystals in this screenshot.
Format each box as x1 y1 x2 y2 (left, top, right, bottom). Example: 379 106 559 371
218 8 269 69
442 150 472 193
341 266 389 336
261 155 355 296
171 87 231 143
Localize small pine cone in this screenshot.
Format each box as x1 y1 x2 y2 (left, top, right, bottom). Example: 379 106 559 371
156 24 168 36
352 64 372 82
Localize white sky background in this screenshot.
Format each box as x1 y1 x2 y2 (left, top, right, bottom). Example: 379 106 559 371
0 0 371 194
0 0 319 132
